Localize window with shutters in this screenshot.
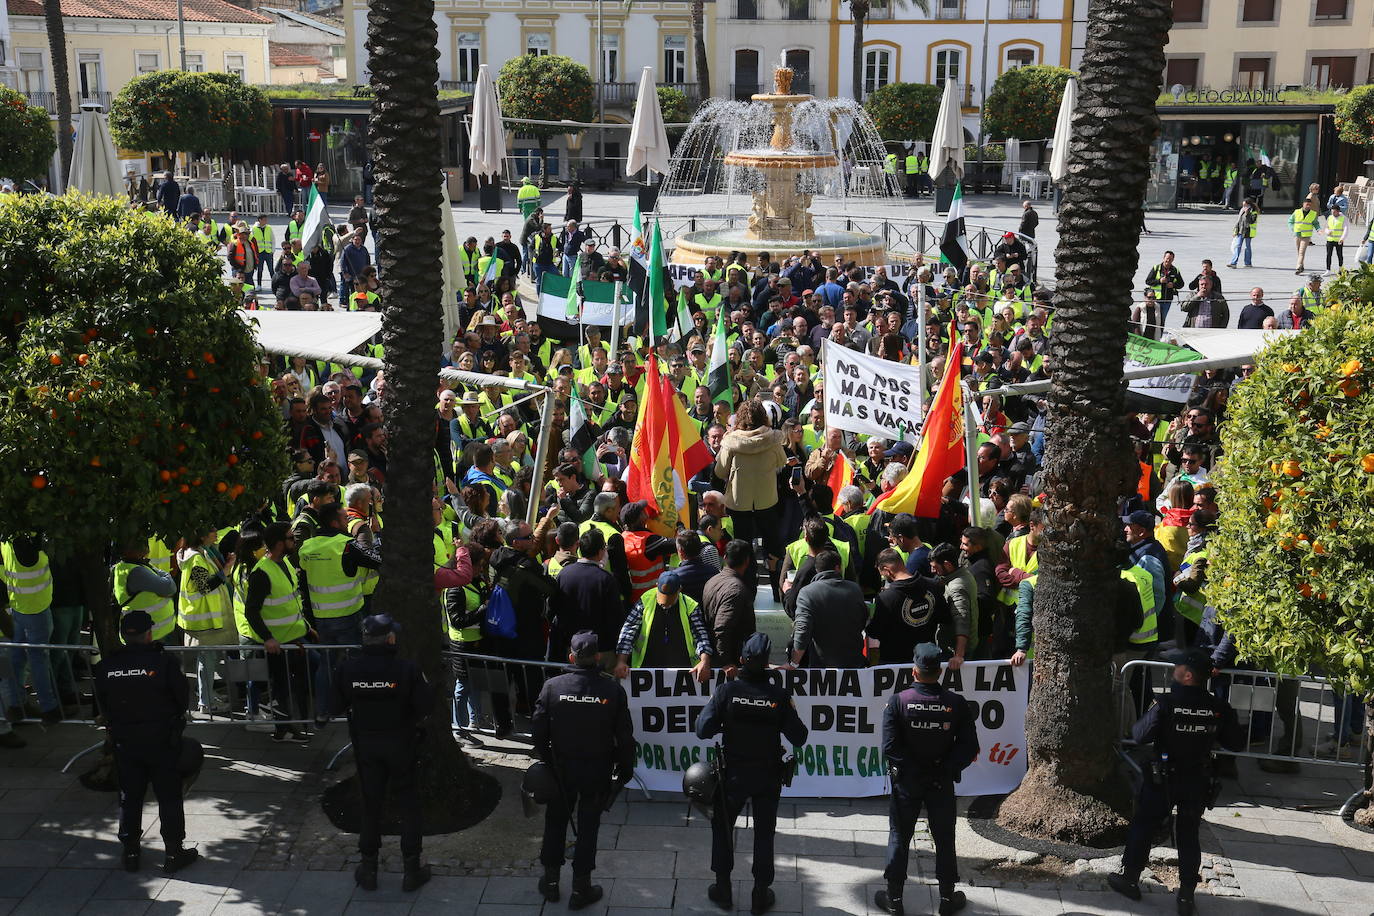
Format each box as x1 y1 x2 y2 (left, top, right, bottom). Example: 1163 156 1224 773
1237 57 1270 88
1173 0 1204 22
1165 57 1200 89
1309 56 1355 88
1313 0 1346 18
18 50 45 93
1241 0 1275 20
135 52 160 74
184 52 205 73
732 48 758 99
224 53 246 79
864 49 892 95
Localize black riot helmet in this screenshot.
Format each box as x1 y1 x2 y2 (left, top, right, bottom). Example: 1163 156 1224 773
521 761 559 817
682 760 719 820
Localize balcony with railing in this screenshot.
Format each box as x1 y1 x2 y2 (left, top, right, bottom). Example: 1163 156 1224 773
1008 0 1037 17
934 0 964 18
439 80 476 93
20 89 112 111
595 80 700 106
936 82 975 107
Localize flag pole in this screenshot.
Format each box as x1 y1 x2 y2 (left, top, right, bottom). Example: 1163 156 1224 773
916 283 928 419
526 387 558 527
610 279 623 360
962 382 980 527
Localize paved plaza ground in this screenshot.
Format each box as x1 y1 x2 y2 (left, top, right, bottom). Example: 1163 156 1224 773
6 193 1368 914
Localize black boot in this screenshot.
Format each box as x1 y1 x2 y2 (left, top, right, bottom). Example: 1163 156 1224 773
874 885 904 915
707 879 733 909
938 888 966 915
750 885 776 915
162 846 199 875
122 844 140 873
1177 887 1197 915
568 874 603 911
1107 872 1142 901
401 855 431 892
537 868 560 903
354 854 378 891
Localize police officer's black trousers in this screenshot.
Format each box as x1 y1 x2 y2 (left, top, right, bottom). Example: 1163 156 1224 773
710 780 781 888
884 775 958 891
115 737 185 850
356 741 421 859
540 763 609 877
1122 779 1204 893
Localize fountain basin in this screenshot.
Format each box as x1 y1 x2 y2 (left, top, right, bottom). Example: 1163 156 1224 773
672 226 890 268
722 150 840 170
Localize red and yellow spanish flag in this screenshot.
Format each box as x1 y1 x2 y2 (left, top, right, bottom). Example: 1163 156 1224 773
827 451 852 513
627 353 713 536
869 329 966 518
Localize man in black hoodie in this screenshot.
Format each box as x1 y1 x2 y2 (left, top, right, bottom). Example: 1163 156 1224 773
868 549 949 667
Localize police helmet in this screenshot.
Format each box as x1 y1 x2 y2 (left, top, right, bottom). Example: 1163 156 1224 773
682 760 718 820
760 400 784 430
178 736 205 797
521 761 559 817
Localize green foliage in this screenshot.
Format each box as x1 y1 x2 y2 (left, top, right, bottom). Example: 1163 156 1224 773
109 71 271 154
0 86 58 180
497 55 594 141
656 86 692 126
864 82 941 143
1209 283 1374 691
0 194 288 552
983 66 1074 141
1334 84 1374 147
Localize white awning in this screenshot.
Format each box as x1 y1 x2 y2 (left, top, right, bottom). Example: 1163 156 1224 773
1166 327 1298 363
240 309 384 368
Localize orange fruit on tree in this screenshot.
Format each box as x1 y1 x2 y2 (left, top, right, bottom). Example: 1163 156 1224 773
186 368 197 380
1298 583 1313 598
1362 454 1374 473
215 481 228 493
1340 358 1362 377
89 456 101 467
251 430 263 440
1265 514 1280 530
30 475 46 489
90 379 102 389
178 484 190 494
1339 378 1362 397
1269 461 1282 474
66 390 80 402
1312 541 1326 555
203 352 216 364
1281 460 1302 477
159 469 172 482
227 454 239 466
48 353 61 365
77 354 89 366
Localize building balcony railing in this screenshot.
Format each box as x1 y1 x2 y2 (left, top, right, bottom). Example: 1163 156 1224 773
594 80 701 105
1008 0 1037 17
440 79 476 93
20 90 112 111
934 2 964 18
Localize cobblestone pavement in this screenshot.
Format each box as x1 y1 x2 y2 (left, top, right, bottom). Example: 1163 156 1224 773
1 718 1370 915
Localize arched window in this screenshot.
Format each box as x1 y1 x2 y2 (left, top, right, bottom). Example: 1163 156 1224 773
933 47 963 87
1005 47 1036 70
864 48 893 95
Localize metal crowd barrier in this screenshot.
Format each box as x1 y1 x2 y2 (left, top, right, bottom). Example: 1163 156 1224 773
1118 658 1370 814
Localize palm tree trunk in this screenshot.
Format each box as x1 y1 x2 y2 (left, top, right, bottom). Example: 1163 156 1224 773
850 2 868 102
366 0 473 802
995 0 1172 846
691 0 710 99
44 0 73 190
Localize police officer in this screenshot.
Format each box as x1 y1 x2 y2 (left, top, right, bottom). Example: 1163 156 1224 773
332 614 434 893
1107 647 1244 915
694 632 808 915
93 610 199 875
877 643 979 916
532 631 635 910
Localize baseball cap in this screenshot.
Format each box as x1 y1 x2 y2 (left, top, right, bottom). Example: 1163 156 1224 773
607 363 623 375
1003 231 1016 239
570 630 600 663
1121 510 1156 529
620 499 649 528
690 343 706 354
1163 647 1212 677
1009 421 1031 436
884 441 915 459
362 614 401 637
741 632 772 663
120 610 154 637
912 642 944 671
656 571 682 594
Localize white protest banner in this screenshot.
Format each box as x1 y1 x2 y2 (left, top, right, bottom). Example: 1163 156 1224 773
822 340 924 443
624 661 1028 797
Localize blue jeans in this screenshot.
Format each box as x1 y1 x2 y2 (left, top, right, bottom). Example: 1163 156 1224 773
1159 298 1172 326
313 612 362 719
561 254 578 277
1358 241 1373 264
1228 235 1252 267
451 640 483 729
2 609 58 713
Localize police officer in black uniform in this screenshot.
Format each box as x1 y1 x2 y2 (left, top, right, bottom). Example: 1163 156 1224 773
877 642 979 916
1108 647 1244 915
533 630 635 910
93 609 199 875
694 632 808 915
332 614 434 893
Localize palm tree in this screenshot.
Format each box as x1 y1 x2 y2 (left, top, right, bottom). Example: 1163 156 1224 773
362 0 476 810
690 0 710 98
846 0 927 103
44 0 73 190
994 0 1174 845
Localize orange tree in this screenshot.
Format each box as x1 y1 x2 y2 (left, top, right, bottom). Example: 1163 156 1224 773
983 65 1074 144
1208 270 1374 821
0 86 58 181
497 54 593 187
864 82 941 144
0 193 287 650
1334 84 1374 147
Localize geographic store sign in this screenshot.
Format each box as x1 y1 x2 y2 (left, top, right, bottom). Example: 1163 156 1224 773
624 661 1029 797
1168 84 1288 104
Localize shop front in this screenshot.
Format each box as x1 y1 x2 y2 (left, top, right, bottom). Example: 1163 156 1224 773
1147 100 1335 213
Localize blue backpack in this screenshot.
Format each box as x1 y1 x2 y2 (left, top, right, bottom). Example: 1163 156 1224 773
482 582 518 640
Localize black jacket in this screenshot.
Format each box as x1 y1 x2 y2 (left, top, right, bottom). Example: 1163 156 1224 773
695 669 808 783
554 560 626 654
332 644 433 741
94 642 188 744
882 681 979 782
532 665 634 775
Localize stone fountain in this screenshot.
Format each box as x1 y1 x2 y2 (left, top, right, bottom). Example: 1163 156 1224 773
663 64 898 267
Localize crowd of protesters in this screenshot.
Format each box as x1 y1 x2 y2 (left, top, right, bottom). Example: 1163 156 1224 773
1 190 1359 762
